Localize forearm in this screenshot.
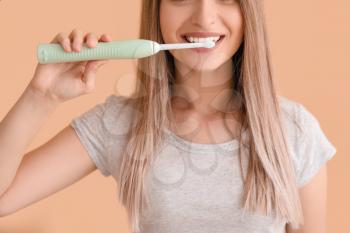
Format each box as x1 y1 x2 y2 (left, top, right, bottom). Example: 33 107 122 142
0 86 59 196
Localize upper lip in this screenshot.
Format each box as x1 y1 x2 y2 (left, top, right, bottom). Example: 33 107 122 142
181 32 225 37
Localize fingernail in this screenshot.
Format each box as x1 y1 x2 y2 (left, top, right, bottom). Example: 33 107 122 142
73 44 80 52
65 45 71 52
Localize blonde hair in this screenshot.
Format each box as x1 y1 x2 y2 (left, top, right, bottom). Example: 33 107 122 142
117 0 303 232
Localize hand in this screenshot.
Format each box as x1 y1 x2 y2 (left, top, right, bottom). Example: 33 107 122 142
28 28 112 104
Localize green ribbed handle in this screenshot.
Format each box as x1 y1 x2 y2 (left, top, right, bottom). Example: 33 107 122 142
37 39 155 64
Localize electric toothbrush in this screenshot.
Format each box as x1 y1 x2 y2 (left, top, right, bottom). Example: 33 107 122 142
37 39 215 64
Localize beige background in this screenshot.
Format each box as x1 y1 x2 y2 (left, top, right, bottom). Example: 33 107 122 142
0 0 348 232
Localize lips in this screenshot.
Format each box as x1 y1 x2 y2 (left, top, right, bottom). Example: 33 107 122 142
181 35 225 43
180 32 225 44
192 36 224 53
181 32 225 37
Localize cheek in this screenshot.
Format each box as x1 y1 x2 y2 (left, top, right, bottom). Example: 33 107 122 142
230 11 244 37
160 18 171 43
225 11 244 47
160 7 178 43
160 4 190 44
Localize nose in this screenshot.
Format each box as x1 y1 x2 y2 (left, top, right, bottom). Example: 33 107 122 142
191 0 217 27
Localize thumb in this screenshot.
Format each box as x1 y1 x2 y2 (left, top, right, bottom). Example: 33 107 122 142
82 60 108 92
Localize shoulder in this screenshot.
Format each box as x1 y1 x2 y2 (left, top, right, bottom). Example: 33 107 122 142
277 95 337 187
102 94 139 118
277 95 303 120
277 95 328 140
277 95 304 137
103 94 134 110
276 94 322 148
100 94 139 136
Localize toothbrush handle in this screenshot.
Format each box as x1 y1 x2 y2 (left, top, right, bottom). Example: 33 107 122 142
37 39 155 64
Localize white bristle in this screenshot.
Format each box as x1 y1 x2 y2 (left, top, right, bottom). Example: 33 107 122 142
155 40 216 52
203 40 215 48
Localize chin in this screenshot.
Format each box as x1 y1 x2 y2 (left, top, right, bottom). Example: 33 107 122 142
174 55 230 72
188 64 223 72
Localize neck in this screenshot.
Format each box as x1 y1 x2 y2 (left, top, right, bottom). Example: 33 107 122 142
171 58 236 116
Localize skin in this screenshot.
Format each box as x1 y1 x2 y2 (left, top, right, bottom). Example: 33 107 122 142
0 4 330 233
160 0 244 142
0 29 112 216
160 1 330 233
286 165 328 233
30 29 112 104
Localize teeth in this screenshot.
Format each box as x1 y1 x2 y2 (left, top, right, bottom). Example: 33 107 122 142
185 36 220 43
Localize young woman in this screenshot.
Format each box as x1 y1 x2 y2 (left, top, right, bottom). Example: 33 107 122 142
0 0 337 233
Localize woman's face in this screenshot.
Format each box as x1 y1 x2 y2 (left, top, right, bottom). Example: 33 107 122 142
160 0 244 72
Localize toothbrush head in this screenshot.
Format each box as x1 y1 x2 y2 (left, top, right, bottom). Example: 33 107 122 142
203 40 215 48
154 40 216 53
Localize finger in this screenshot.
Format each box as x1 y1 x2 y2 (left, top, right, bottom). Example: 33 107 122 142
89 59 108 72
69 28 84 52
93 34 113 64
82 61 99 92
51 32 71 52
84 32 98 48
89 57 109 67
85 59 107 76
74 61 88 68
94 59 109 67
99 34 112 42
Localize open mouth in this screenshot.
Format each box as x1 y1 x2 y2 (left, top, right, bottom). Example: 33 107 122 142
181 35 225 44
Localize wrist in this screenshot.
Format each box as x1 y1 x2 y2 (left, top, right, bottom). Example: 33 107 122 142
23 86 60 112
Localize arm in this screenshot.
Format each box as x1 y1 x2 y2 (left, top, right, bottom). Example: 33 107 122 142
0 87 98 216
0 86 58 196
0 125 97 217
0 28 112 217
286 164 328 233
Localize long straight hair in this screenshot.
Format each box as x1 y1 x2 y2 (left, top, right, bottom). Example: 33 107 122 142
117 0 303 232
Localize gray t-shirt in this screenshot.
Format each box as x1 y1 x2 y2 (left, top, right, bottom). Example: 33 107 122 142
70 94 337 233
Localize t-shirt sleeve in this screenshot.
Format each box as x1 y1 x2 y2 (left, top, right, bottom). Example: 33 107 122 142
69 96 113 177
294 103 337 188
